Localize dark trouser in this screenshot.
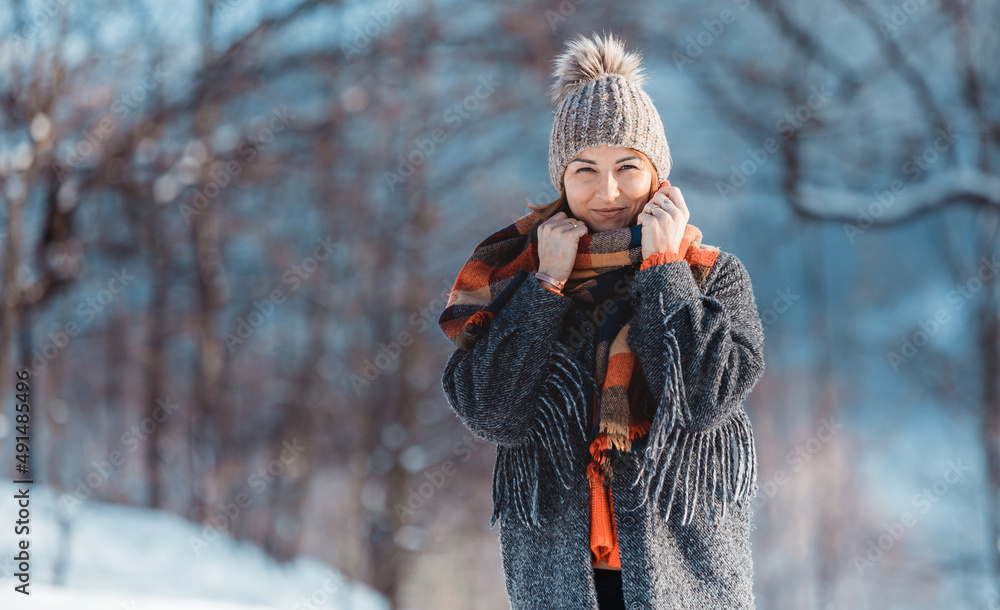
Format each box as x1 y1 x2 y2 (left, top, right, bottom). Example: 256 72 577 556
593 568 625 610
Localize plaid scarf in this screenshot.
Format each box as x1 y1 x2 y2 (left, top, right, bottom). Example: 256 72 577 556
439 210 718 487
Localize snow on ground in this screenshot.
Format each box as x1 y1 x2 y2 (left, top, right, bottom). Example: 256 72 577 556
0 583 282 609
0 481 387 610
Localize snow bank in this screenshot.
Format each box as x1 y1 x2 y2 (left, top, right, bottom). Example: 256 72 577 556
0 482 386 610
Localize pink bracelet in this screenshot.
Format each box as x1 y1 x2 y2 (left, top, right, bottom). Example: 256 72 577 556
534 271 565 291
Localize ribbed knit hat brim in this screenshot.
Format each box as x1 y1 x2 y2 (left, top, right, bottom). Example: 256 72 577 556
547 32 671 191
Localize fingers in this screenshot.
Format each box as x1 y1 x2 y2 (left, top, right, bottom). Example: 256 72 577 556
544 211 575 225
645 187 688 220
643 196 675 217
665 187 688 215
637 208 670 230
545 211 585 230
635 208 658 225
539 211 587 238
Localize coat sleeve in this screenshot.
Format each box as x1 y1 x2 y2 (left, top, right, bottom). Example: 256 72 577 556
626 251 765 433
440 271 584 447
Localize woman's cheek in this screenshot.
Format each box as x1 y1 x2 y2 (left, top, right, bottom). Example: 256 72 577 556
622 174 648 196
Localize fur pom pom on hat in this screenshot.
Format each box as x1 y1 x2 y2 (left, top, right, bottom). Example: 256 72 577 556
547 32 647 107
547 32 672 192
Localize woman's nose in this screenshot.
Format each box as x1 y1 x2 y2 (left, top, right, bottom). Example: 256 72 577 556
597 172 620 200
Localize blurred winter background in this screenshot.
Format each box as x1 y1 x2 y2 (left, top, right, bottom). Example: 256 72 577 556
0 0 997 608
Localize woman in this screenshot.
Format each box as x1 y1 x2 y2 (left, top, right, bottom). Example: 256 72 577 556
438 32 765 610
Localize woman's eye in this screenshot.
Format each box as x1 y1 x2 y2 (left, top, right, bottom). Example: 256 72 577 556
574 165 636 173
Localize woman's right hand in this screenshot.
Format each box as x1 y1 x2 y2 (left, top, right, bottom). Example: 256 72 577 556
537 211 588 285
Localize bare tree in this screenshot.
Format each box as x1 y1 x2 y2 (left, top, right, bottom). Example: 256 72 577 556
653 0 999 603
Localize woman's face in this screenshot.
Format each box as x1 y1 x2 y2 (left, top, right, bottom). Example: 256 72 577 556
562 144 654 233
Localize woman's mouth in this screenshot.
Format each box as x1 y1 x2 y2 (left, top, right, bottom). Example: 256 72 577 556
593 208 625 219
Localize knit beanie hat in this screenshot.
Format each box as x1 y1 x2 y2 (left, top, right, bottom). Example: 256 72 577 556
547 32 672 192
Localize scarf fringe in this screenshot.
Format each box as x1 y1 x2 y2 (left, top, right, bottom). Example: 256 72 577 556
490 331 758 530
490 341 592 529
629 330 758 526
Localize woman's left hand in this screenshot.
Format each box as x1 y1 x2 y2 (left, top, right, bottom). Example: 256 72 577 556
636 181 690 260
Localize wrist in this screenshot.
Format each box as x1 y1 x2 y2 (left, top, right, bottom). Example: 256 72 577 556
539 282 563 296
535 271 566 290
535 272 565 295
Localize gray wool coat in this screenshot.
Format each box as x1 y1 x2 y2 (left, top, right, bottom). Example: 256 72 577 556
440 250 766 610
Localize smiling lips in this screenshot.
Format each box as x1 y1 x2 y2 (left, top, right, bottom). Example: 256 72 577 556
593 208 625 218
